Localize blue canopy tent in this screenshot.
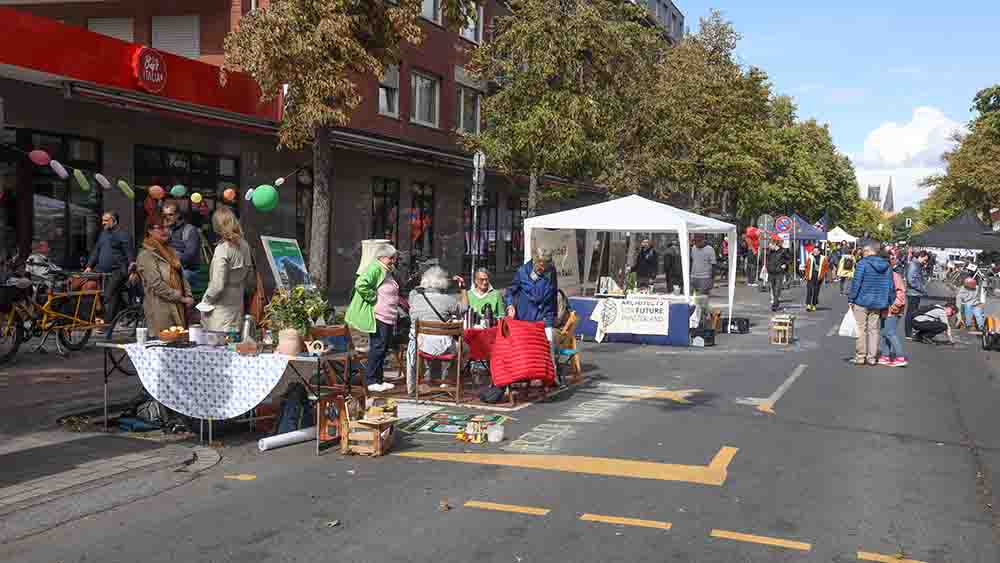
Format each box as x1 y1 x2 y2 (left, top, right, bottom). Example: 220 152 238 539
789 214 827 241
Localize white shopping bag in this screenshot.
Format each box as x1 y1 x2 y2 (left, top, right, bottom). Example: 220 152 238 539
838 309 857 338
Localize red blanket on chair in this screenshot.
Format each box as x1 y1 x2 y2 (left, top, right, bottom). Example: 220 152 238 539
490 319 555 387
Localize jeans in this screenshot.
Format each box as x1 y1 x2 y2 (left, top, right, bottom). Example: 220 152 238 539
880 315 904 359
182 268 198 287
852 306 881 363
904 296 921 337
365 320 393 385
962 304 985 330
913 319 947 339
806 279 822 307
839 277 848 295
769 273 784 309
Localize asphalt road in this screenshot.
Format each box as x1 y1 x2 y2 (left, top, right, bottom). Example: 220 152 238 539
2 283 999 562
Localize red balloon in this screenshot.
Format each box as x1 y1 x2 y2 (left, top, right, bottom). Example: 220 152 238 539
223 187 237 203
149 185 165 200
28 150 51 166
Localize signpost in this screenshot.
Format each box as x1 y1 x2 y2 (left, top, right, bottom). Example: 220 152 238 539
470 151 486 281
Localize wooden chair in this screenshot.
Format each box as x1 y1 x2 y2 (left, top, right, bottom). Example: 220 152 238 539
556 311 582 384
414 319 465 404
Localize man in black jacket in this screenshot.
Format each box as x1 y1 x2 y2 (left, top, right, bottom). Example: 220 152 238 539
162 202 201 285
85 212 135 332
766 239 791 312
633 239 658 288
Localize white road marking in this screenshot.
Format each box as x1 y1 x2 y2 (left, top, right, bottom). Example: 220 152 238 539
734 364 807 414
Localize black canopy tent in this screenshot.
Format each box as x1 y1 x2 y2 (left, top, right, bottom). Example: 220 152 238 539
910 211 1000 251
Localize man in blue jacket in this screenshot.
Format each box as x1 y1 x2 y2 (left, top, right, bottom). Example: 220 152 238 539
904 250 929 338
161 202 201 286
506 247 560 376
85 212 136 334
849 244 895 365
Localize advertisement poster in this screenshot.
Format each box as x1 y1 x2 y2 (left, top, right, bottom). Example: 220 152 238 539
261 236 312 289
532 229 580 296
590 295 670 343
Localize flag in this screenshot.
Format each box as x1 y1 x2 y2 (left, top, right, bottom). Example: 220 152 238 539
814 212 830 232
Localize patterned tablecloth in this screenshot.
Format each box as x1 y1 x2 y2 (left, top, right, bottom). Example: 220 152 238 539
125 344 291 420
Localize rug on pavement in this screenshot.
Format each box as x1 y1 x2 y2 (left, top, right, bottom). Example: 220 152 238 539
399 411 510 435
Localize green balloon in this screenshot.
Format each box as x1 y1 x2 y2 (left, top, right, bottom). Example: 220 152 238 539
117 180 135 200
73 169 91 192
170 184 187 197
252 184 278 212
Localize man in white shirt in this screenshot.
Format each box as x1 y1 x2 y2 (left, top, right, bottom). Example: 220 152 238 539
912 302 956 344
689 235 717 295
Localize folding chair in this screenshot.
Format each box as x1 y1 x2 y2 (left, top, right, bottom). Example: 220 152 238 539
414 319 465 404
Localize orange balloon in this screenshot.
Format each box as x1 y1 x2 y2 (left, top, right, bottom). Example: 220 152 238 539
149 185 165 200
223 188 237 203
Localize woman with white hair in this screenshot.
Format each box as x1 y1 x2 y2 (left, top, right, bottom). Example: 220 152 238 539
346 243 400 392
506 247 560 374
406 266 468 396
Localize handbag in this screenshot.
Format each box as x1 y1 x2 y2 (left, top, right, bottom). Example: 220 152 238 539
490 318 555 387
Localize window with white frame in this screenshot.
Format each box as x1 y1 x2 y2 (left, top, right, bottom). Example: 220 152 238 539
152 15 200 59
456 86 481 134
460 5 483 43
378 65 400 117
410 72 439 127
87 18 134 42
421 0 440 23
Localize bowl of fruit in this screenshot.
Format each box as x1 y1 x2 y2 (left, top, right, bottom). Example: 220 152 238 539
159 326 189 343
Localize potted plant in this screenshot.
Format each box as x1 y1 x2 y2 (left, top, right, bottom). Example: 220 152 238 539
264 286 328 355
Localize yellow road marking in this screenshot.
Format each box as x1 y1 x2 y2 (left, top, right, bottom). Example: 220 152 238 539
464 500 550 516
397 446 738 486
857 551 927 563
579 513 672 530
710 529 812 551
223 474 256 481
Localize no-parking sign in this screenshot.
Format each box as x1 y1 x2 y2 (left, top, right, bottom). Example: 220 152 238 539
774 215 793 233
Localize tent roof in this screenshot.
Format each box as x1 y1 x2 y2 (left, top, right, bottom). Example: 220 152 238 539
828 226 857 243
524 195 736 234
910 210 1000 251
789 214 827 240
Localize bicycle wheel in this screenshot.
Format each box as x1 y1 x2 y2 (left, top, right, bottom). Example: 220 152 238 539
0 315 24 364
109 307 145 340
57 327 92 351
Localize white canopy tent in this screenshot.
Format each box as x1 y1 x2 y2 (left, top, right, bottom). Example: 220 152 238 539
523 195 739 324
827 226 858 244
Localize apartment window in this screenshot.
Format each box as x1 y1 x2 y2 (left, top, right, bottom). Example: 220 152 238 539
421 0 440 23
460 6 484 43
410 72 440 128
456 86 481 134
87 18 134 42
152 15 200 59
371 177 400 247
378 65 400 117
409 183 435 256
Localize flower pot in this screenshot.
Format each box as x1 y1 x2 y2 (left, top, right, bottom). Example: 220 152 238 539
277 328 303 356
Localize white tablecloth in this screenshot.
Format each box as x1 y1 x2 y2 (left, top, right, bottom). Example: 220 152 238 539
125 344 291 420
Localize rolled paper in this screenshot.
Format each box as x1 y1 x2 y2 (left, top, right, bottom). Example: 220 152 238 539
117 180 135 200
49 160 69 179
170 184 187 197
258 427 317 452
73 169 91 191
94 173 111 190
28 150 51 166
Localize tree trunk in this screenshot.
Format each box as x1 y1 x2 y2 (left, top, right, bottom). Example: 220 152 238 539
528 172 539 217
308 126 332 291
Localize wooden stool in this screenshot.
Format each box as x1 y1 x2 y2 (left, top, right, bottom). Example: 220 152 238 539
341 417 398 456
769 314 796 345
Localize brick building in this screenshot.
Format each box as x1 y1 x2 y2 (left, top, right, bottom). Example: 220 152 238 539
1 0 682 299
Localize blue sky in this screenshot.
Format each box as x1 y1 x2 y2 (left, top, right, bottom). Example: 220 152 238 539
679 0 998 210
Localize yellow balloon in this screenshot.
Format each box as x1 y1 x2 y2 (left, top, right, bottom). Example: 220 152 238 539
190 192 203 204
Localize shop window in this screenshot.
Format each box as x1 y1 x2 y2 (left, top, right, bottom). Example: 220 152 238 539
463 186 497 274
378 65 400 118
456 86 481 134
0 129 102 269
371 177 400 247
507 195 527 268
133 146 239 246
409 182 435 257
410 72 440 128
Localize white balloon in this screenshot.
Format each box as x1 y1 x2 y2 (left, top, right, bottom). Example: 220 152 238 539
49 160 69 179
274 177 285 187
245 188 255 201
94 173 112 190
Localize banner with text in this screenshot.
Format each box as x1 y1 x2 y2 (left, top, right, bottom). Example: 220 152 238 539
532 229 580 296
590 295 670 343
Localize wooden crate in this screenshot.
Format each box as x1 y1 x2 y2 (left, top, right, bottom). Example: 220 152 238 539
769 315 796 345
341 418 397 456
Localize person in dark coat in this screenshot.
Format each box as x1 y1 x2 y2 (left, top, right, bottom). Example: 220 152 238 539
85 212 135 334
506 247 560 372
849 244 896 365
632 239 659 288
161 202 201 286
766 239 791 311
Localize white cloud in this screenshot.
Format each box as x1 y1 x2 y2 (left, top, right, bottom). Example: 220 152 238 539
850 107 965 209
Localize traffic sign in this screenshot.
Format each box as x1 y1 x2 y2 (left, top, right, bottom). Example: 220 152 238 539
774 215 793 233
757 214 775 232
473 150 486 184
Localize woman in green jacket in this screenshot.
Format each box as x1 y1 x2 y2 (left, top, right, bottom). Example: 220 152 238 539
462 268 506 320
345 244 399 392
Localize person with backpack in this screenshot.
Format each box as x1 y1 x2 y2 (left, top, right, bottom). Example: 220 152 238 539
803 246 829 312
878 253 908 367
837 250 857 296
849 243 895 366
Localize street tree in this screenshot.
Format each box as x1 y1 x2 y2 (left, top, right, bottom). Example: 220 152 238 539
463 0 664 216
223 0 477 289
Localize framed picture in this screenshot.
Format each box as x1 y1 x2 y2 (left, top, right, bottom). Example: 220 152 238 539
261 236 312 289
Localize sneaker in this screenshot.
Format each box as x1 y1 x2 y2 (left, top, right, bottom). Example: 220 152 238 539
892 357 909 367
853 358 867 366
867 360 879 366
381 382 395 391
877 356 893 366
367 383 384 392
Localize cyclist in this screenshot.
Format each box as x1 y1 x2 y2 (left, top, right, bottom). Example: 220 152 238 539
84 212 136 336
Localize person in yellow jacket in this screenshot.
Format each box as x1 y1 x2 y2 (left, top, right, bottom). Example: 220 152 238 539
837 249 857 296
804 246 830 311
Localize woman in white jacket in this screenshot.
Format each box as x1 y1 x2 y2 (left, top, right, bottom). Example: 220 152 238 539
199 207 254 332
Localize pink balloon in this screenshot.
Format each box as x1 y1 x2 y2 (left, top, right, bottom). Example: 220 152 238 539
28 150 50 166
149 185 165 200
